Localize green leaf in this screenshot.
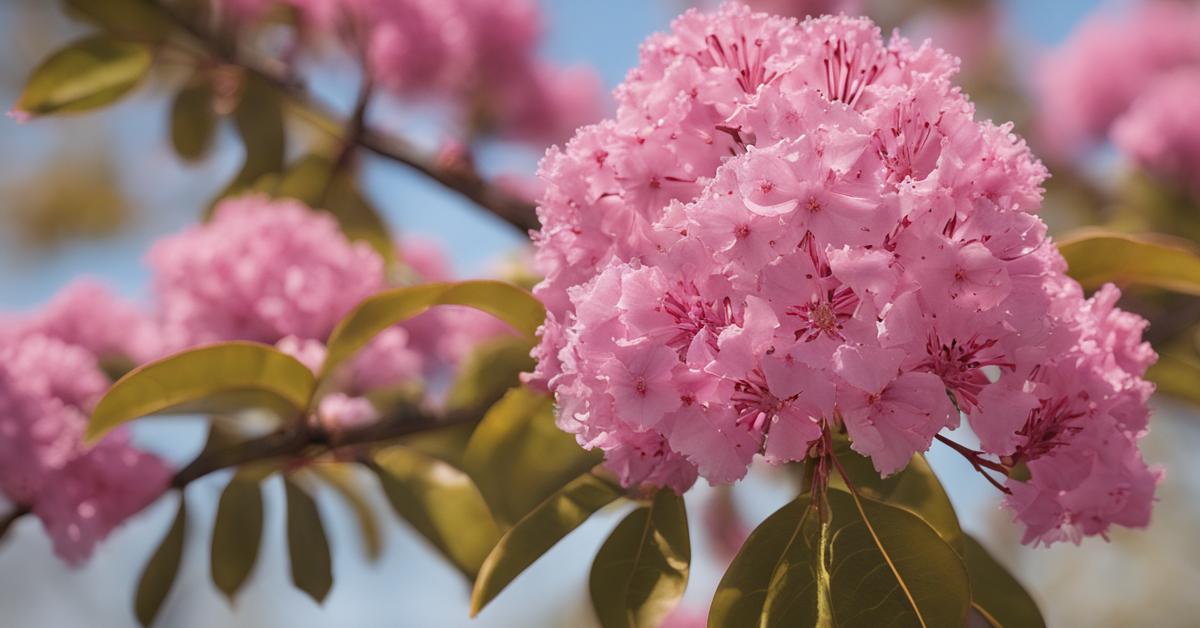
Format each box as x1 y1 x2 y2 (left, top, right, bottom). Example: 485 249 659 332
15 35 152 117
589 491 690 628
471 473 622 616
210 471 266 602
207 74 286 210
284 478 334 604
444 336 536 412
270 153 393 261
1147 352 1200 406
320 281 545 380
134 497 187 628
829 441 963 556
964 534 1045 628
170 77 218 161
709 495 821 628
463 387 601 525
1059 230 1200 295
312 464 384 562
88 341 316 442
369 446 502 578
824 489 970 628
62 0 171 42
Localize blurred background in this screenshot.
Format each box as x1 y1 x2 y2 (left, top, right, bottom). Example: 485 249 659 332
1 0 1197 626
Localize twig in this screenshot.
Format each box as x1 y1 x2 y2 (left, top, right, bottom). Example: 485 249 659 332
0 505 30 540
153 1 539 234
934 433 1012 494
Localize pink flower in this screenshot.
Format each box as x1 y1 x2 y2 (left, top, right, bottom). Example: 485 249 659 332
148 195 384 349
1111 70 1200 193
530 5 1157 545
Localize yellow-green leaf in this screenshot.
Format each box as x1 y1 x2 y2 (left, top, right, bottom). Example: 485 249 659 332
210 471 266 602
320 281 544 380
463 387 600 525
471 473 622 616
284 478 333 604
444 336 536 412
170 78 217 161
207 74 286 211
88 341 316 442
1059 230 1200 295
964 534 1045 628
63 0 171 42
369 446 501 578
15 35 152 117
709 495 821 628
312 464 383 562
829 441 963 556
590 491 690 628
825 489 970 628
134 497 187 628
270 153 393 261
1147 352 1200 406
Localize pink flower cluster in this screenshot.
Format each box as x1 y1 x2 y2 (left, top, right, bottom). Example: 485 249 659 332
1038 1 1200 184
218 0 604 145
0 287 170 564
530 5 1159 544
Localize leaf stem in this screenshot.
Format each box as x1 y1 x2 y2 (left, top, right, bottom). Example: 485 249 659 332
934 434 1012 494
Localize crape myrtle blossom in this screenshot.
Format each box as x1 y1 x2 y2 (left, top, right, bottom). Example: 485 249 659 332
0 309 170 564
216 0 604 145
1037 1 1200 174
530 4 1159 545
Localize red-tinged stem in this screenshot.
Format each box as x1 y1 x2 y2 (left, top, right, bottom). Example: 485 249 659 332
934 433 1013 494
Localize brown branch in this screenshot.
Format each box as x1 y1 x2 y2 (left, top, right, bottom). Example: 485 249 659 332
154 1 539 234
0 505 30 541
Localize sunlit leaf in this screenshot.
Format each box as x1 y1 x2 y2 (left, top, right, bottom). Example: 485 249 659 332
170 77 217 161
15 35 152 117
311 464 383 562
829 439 964 556
395 420 476 469
134 496 187 628
824 489 970 628
709 495 820 628
88 341 315 442
1059 230 1200 295
270 153 393 261
62 0 171 42
210 470 266 602
370 446 501 578
444 336 536 412
207 74 286 211
284 478 333 604
589 491 689 628
471 473 622 616
463 387 600 525
320 281 544 380
964 534 1045 628
1147 352 1200 406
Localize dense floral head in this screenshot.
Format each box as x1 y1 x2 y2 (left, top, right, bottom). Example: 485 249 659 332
530 4 1159 545
148 195 384 350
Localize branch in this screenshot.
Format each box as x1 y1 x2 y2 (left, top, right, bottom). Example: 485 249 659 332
155 2 540 234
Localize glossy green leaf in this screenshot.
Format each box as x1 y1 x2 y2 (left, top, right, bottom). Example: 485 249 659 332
270 153 393 261
1059 230 1200 295
312 464 383 561
590 491 690 628
1147 352 1200 406
370 446 501 578
709 495 821 628
444 336 536 412
964 534 1045 628
320 281 544 380
825 489 970 628
15 35 151 117
170 78 217 161
284 478 333 604
829 440 963 556
88 341 316 442
463 387 601 525
62 0 171 42
471 473 622 616
134 497 187 628
210 471 266 602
